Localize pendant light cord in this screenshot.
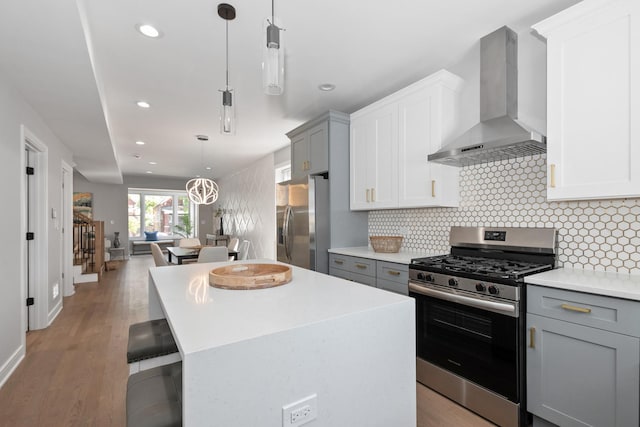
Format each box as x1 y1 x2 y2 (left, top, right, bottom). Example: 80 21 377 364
272 0 274 22
225 19 229 89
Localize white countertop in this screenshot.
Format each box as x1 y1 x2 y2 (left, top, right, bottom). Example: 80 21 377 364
149 259 412 355
328 246 443 264
526 267 640 301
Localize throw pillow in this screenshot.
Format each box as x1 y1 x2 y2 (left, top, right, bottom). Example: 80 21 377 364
144 231 158 241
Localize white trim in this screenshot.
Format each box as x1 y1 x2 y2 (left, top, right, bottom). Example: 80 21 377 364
21 125 49 331
0 345 25 389
61 160 74 297
48 297 63 326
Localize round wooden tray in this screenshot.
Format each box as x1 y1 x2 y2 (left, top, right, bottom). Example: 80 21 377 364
209 263 292 290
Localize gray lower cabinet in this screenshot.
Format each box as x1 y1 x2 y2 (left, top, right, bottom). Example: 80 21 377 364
527 285 640 427
329 253 408 295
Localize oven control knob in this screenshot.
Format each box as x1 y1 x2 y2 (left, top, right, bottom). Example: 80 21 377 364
475 283 486 292
417 272 425 281
488 285 499 295
448 278 458 287
425 274 433 282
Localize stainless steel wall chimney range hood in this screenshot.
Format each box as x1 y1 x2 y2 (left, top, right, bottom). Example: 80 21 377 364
428 26 546 167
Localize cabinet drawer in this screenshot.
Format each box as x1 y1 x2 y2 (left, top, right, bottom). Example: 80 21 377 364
329 266 351 281
527 285 640 337
376 261 408 285
329 267 376 287
377 278 408 295
329 254 376 277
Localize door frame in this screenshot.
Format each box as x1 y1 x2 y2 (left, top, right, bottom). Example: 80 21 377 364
61 161 74 297
21 125 49 331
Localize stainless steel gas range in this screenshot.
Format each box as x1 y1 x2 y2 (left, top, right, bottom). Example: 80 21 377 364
409 226 556 427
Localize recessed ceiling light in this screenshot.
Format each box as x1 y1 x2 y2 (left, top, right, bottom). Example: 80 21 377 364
318 83 336 92
136 101 150 108
148 161 157 165
146 170 153 174
205 166 212 170
133 153 142 159
135 140 146 145
136 24 161 38
196 135 209 141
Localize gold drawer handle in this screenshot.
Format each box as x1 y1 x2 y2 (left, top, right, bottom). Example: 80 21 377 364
529 327 535 349
431 180 435 197
371 188 376 202
366 188 370 203
561 303 591 314
355 263 368 269
334 260 344 265
550 164 556 188
388 270 401 276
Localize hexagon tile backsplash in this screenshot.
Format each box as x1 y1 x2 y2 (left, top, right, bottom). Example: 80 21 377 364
369 154 640 274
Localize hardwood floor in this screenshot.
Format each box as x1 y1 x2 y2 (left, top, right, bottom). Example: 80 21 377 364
0 256 494 427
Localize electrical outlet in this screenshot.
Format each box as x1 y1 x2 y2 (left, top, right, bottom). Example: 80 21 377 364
52 283 59 299
282 394 317 426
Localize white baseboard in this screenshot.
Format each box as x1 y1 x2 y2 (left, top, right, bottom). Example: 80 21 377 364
48 299 63 326
74 273 98 284
0 345 25 389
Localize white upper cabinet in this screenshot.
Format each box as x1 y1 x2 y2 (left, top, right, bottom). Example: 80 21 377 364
350 70 463 211
350 103 398 210
533 0 640 201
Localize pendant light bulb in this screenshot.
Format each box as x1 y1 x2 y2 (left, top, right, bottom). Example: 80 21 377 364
220 89 235 135
262 0 284 95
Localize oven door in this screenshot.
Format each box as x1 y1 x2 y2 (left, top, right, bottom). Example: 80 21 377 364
410 281 520 403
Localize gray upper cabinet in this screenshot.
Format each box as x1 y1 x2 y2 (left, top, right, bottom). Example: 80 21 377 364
526 285 640 427
290 120 329 179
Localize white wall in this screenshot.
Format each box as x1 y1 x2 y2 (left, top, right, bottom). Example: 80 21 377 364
0 70 73 387
212 153 278 260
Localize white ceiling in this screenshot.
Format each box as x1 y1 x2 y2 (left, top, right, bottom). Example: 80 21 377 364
0 0 580 184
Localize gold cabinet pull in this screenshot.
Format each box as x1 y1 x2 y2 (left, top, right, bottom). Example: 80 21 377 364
334 260 344 265
529 327 535 349
561 303 591 314
387 270 401 276
371 188 376 202
431 180 436 197
550 164 556 188
307 160 311 170
355 263 367 269
366 188 370 203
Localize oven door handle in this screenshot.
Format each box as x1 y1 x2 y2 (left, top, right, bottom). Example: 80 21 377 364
409 283 517 316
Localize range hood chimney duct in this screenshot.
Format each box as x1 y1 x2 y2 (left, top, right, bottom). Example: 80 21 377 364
428 26 546 167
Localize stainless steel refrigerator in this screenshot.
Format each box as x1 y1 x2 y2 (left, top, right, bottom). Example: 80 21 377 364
276 175 330 273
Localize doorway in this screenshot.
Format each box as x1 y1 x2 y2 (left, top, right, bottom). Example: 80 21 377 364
21 125 48 331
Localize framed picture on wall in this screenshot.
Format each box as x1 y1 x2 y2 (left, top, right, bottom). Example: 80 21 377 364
73 192 93 219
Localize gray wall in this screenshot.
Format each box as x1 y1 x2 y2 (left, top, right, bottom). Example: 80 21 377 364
0 69 73 386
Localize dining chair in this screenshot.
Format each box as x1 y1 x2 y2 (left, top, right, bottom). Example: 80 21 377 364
237 240 250 260
227 237 240 252
179 238 201 247
150 243 169 267
197 246 228 263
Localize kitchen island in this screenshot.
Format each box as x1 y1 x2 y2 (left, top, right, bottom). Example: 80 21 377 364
148 260 416 426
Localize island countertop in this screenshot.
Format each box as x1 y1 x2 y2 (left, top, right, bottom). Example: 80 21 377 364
149 259 412 355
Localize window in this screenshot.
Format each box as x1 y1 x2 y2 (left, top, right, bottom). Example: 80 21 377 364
128 189 198 238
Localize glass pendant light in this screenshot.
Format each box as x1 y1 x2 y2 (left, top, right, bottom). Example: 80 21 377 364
218 4 236 134
263 0 284 95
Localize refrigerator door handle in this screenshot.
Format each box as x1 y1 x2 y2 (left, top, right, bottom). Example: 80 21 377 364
284 205 294 260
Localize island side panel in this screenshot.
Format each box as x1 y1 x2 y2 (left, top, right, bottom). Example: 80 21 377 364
148 270 165 320
183 300 416 427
